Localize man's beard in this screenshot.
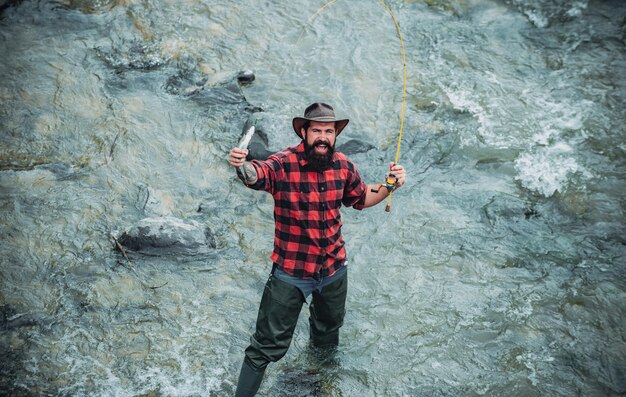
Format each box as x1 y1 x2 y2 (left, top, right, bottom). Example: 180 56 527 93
304 139 335 171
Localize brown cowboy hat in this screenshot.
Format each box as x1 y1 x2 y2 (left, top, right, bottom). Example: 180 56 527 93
292 102 349 139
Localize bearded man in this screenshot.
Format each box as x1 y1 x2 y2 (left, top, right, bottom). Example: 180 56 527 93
228 102 406 396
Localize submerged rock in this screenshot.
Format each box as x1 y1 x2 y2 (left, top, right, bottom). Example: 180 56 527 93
118 216 216 255
164 54 258 106
336 139 376 155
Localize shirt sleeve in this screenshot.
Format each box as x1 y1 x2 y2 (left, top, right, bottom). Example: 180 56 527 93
342 162 367 210
247 155 282 194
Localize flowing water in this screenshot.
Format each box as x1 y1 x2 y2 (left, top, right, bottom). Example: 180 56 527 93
1 0 625 396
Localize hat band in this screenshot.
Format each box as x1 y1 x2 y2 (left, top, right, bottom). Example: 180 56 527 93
309 116 338 121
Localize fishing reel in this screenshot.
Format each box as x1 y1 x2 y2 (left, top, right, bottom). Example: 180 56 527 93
371 173 398 194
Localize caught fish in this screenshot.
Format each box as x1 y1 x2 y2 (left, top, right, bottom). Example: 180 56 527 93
237 124 256 181
237 125 256 150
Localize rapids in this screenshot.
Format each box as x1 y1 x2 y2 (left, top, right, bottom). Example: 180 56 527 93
0 0 624 396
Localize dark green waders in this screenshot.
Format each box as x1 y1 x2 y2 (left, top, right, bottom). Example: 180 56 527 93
234 272 348 397
309 272 347 348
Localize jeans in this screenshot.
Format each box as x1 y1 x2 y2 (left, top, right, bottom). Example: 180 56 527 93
273 265 347 301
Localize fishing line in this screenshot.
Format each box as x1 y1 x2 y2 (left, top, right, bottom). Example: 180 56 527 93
260 0 408 212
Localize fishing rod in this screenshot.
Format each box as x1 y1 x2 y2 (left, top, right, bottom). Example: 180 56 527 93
379 0 407 213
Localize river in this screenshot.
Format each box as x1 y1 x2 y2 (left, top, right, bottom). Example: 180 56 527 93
0 0 624 396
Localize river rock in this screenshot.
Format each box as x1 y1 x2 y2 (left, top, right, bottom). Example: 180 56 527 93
190 75 262 110
236 70 255 85
117 216 216 254
336 139 376 155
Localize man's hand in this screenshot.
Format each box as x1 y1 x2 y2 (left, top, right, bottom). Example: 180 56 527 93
229 147 258 185
229 148 248 168
364 162 407 208
390 162 406 189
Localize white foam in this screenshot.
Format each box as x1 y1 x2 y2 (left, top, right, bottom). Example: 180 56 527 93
442 84 591 149
566 1 588 18
524 10 549 28
517 350 555 386
514 142 590 197
444 88 493 145
134 365 223 397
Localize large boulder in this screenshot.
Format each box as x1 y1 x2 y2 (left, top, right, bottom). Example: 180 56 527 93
117 216 216 255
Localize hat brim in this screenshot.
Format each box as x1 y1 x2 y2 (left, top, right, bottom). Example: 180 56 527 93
292 117 349 139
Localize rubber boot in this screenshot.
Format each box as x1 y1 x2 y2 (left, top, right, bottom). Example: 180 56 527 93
234 359 266 397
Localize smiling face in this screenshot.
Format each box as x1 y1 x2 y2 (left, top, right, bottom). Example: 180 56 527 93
302 121 337 171
302 121 337 155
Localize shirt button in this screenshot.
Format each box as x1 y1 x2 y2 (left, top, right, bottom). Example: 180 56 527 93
321 187 326 191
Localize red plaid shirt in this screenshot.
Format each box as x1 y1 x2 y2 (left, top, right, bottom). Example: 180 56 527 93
249 142 367 279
